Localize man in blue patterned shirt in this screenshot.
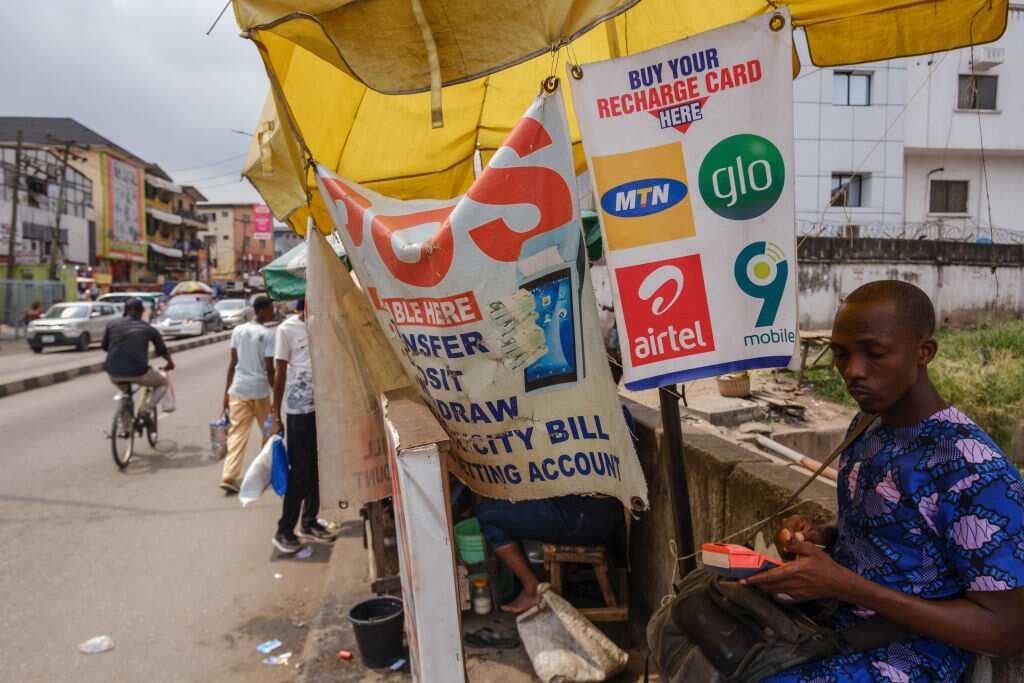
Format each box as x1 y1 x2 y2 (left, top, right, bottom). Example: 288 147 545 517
748 280 1024 682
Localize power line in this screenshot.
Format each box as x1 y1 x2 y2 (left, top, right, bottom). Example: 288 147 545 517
168 153 247 174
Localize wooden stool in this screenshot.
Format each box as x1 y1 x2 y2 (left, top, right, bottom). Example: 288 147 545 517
543 543 628 622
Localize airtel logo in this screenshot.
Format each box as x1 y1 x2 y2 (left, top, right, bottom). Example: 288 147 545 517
637 265 684 316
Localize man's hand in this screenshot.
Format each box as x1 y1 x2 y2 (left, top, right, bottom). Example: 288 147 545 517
776 515 828 554
223 392 230 412
162 357 175 372
742 540 856 602
270 414 284 436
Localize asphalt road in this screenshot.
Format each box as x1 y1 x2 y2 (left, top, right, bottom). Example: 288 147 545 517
0 339 331 682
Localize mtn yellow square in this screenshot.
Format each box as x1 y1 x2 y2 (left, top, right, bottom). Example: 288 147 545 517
592 143 697 251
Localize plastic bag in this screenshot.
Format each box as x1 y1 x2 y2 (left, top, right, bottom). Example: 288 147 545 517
516 584 628 682
159 371 176 413
209 412 229 460
271 437 289 496
239 435 279 507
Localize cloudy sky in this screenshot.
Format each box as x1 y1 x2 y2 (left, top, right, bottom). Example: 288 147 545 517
0 1 267 203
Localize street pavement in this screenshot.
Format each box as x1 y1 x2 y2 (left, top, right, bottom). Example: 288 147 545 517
0 339 330 682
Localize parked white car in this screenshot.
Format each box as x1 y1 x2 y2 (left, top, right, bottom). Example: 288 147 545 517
214 298 250 329
97 292 162 321
26 302 121 353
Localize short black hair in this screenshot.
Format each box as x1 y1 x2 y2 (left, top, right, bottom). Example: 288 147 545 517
124 298 144 316
252 294 272 312
843 280 936 339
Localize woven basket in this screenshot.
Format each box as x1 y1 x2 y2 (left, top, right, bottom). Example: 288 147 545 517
717 372 751 398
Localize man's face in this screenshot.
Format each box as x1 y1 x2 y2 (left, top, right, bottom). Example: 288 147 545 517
830 301 931 414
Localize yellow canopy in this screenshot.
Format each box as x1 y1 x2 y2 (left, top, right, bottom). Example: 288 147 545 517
234 0 1008 233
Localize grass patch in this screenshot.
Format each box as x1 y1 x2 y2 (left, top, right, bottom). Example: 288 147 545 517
801 321 1024 451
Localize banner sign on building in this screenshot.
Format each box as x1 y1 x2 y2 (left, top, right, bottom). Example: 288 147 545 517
253 203 273 240
101 153 146 263
316 94 647 508
570 12 798 390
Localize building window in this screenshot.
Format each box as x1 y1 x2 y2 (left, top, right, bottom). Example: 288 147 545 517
221 211 229 217
832 72 871 106
957 75 997 110
929 180 969 214
830 174 864 207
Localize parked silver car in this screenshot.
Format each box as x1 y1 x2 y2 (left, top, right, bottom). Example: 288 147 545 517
26 302 121 353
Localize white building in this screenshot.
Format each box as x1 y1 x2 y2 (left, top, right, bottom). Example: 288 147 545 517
792 4 1024 240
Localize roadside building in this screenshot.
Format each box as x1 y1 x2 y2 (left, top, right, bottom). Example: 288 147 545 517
0 117 153 287
273 221 301 258
198 202 274 289
143 165 210 287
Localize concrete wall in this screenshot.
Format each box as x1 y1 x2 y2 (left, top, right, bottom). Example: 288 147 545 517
626 397 1023 680
797 237 1024 329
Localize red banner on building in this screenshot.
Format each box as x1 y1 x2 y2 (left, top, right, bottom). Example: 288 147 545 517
253 204 272 240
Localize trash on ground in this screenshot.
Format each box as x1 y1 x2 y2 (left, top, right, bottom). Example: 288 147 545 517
296 546 313 559
78 635 115 654
337 649 353 661
464 627 520 649
263 651 292 666
389 658 407 671
256 639 282 654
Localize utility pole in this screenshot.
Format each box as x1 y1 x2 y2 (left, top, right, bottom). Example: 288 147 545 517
3 130 23 326
48 140 73 281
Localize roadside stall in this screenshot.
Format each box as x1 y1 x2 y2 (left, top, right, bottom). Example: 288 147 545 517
229 1 1010 680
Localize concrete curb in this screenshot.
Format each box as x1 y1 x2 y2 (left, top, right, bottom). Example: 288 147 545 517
0 331 232 400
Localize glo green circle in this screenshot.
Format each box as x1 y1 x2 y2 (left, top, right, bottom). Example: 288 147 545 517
752 262 771 280
698 134 785 220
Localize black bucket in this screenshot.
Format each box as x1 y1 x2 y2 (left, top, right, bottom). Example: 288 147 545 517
348 596 406 669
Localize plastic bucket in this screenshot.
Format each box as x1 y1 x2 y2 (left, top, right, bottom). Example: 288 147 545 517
454 517 486 564
348 596 405 669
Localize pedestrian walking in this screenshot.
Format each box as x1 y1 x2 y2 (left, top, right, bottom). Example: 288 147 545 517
220 295 276 494
269 298 333 554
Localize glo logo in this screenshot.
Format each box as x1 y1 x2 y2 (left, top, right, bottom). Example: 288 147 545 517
734 241 788 327
699 134 784 220
600 178 687 218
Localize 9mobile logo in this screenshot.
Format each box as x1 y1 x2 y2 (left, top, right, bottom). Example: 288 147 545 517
734 240 788 328
699 134 784 220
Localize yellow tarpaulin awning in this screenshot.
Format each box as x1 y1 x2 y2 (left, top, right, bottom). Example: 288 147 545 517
233 0 1008 234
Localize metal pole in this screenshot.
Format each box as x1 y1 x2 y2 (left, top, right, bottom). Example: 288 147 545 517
5 130 23 280
48 141 72 281
659 383 697 575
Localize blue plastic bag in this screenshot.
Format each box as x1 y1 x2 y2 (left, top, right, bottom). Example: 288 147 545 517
271 436 289 496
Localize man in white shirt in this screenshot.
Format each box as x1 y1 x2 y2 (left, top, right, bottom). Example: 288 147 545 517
220 295 276 493
270 299 333 553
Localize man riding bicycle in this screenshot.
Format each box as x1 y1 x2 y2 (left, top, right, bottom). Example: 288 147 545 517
102 298 174 417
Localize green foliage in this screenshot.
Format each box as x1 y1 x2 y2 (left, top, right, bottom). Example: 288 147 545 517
801 321 1024 451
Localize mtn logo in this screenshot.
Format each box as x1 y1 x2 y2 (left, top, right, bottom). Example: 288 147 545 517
601 178 687 218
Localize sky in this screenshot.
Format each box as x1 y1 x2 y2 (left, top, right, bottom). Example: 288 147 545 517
0 1 268 204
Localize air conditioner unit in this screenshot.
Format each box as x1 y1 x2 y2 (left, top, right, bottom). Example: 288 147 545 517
971 46 1005 71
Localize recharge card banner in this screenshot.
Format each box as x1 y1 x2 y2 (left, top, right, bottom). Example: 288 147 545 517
570 12 798 390
315 94 647 508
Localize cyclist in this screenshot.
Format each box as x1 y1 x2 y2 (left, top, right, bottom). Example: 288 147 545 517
102 298 174 418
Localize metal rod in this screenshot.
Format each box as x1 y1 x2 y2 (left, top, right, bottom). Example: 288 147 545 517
659 383 696 575
5 130 22 282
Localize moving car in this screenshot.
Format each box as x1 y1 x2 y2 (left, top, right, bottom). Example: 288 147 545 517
26 302 121 352
98 292 162 320
214 298 250 329
153 300 224 338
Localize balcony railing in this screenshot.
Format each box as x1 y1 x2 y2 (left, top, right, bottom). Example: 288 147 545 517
797 220 1024 245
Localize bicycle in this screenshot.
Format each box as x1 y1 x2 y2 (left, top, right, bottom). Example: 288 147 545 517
110 383 159 469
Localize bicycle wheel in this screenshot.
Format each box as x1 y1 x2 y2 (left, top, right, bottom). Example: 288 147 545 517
146 406 159 447
111 403 135 469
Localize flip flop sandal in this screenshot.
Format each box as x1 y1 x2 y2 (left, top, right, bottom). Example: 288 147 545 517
464 627 521 650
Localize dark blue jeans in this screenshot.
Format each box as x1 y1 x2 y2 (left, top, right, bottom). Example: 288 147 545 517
475 495 623 549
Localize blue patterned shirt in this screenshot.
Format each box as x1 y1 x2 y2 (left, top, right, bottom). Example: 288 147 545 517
765 407 1024 683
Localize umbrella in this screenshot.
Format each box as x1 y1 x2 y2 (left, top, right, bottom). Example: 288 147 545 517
171 281 214 296
233 0 1008 230
261 233 349 300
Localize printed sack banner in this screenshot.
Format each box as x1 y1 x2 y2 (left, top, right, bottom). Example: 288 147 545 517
570 11 799 390
316 94 647 508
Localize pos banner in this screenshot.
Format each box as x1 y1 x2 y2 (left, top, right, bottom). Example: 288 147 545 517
570 11 798 390
315 93 647 508
253 204 273 240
